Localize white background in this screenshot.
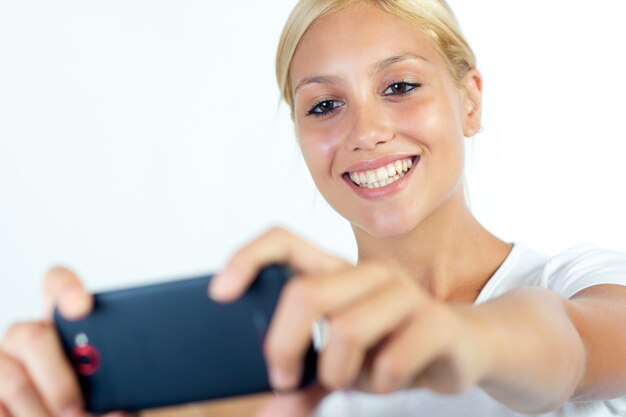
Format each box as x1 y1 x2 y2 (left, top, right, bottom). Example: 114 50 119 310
1 0 625 335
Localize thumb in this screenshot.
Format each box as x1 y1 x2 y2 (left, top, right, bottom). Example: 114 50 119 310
43 266 93 321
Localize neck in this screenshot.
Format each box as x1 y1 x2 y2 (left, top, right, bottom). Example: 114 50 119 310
352 189 512 303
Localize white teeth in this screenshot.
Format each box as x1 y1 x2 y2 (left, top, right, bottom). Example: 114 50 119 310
376 167 389 181
347 157 417 188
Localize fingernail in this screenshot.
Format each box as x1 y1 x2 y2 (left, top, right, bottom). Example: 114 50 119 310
60 402 83 417
61 290 92 319
209 271 234 300
269 367 298 391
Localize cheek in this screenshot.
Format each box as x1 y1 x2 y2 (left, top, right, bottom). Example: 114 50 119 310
297 122 343 178
392 94 464 155
391 96 466 200
400 89 456 125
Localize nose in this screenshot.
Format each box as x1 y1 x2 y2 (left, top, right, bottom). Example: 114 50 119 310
346 100 394 151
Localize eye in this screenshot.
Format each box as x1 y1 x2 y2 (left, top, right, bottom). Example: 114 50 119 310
306 99 344 117
382 81 421 96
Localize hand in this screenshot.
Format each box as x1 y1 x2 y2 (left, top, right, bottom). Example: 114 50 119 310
209 227 494 417
0 267 128 417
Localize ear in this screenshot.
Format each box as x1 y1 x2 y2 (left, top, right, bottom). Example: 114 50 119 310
461 68 483 137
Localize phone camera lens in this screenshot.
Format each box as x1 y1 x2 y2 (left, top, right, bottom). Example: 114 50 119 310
73 344 101 376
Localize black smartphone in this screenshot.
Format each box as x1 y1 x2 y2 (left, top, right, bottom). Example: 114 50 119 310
53 264 318 413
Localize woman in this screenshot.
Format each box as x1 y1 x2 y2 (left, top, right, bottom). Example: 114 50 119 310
2 1 626 416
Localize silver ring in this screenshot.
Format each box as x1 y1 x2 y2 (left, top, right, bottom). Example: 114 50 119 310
311 316 329 352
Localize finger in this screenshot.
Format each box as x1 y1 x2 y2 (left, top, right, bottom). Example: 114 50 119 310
317 279 423 390
43 266 93 321
367 303 455 394
2 322 84 417
0 404 9 417
210 226 350 301
255 383 328 417
264 262 400 389
0 351 54 417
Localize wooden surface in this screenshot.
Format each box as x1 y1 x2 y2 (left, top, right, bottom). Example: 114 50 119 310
140 392 274 417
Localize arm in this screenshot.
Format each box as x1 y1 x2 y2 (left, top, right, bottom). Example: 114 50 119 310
567 284 626 401
210 228 626 417
470 284 626 413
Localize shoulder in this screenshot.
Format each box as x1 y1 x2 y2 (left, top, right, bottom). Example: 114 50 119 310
546 243 626 269
543 243 626 299
477 242 626 303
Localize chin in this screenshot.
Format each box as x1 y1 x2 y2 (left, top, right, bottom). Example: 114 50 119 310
351 209 423 240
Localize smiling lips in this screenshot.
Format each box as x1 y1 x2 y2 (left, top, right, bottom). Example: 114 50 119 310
347 156 416 189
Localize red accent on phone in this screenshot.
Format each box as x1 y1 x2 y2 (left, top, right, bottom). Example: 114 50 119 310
73 344 101 376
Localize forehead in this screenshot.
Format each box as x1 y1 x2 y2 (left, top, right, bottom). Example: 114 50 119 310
290 4 444 85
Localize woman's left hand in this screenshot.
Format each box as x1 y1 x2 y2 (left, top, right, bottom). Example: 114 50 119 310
209 227 493 417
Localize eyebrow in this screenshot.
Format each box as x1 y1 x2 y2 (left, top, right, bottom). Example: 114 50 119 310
293 54 431 94
372 54 430 74
294 75 336 94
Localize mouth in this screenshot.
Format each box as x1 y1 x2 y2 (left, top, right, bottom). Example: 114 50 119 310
342 155 419 189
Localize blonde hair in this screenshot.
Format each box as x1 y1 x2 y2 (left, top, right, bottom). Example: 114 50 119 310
276 0 476 114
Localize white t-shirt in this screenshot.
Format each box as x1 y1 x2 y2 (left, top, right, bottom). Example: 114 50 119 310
312 242 626 417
